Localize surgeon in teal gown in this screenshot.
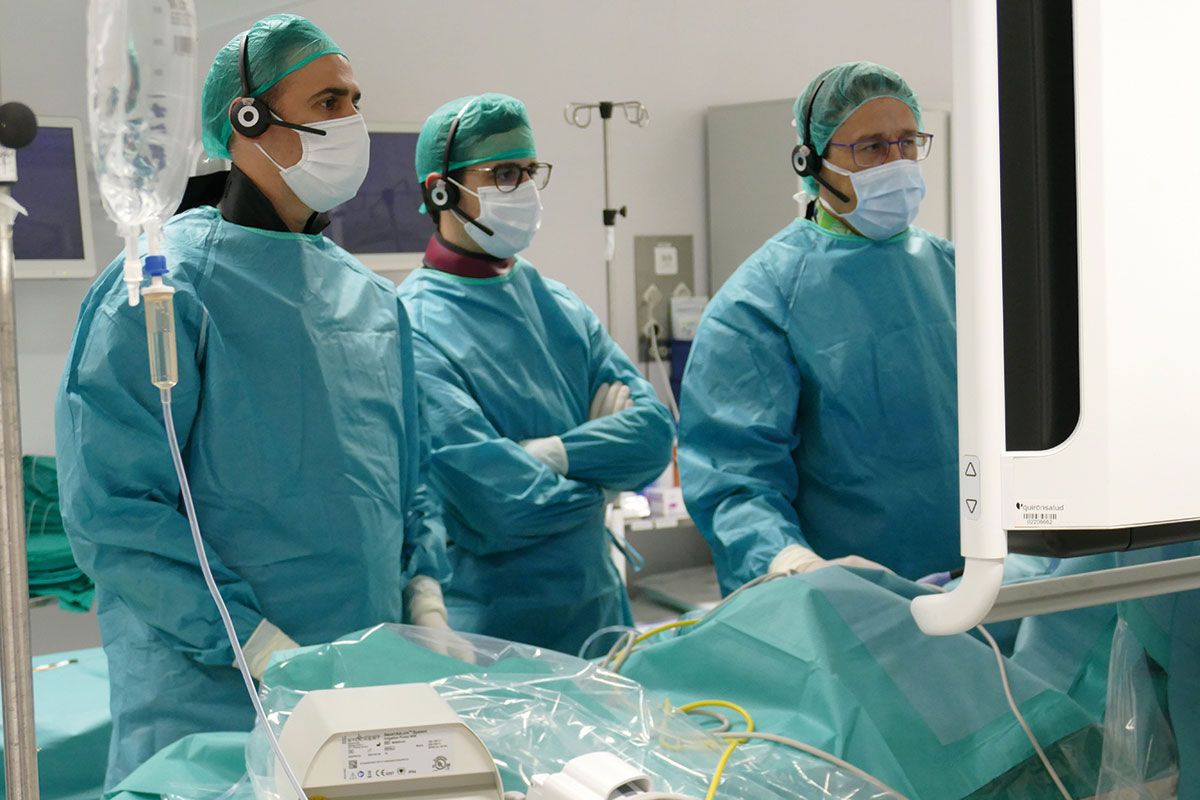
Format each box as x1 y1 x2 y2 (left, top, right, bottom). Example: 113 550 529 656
680 62 958 594
399 94 674 655
55 16 448 788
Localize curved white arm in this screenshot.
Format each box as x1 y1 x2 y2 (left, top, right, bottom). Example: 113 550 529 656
911 557 1005 635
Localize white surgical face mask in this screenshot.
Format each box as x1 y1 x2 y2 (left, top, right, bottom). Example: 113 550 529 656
453 178 543 258
821 158 925 240
257 113 370 213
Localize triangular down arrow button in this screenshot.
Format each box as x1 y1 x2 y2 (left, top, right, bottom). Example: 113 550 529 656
965 463 977 477
965 499 978 514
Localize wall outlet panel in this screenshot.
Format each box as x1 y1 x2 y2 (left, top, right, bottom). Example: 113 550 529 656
634 234 694 361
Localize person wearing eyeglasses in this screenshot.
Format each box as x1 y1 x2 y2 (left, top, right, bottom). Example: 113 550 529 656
678 62 957 594
397 93 674 655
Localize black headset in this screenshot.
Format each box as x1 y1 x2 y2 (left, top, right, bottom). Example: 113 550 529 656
791 78 850 204
227 32 326 140
422 98 494 236
423 101 468 212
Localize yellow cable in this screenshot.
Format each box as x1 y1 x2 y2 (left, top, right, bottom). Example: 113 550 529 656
633 619 698 645
679 700 755 800
609 575 789 673
612 619 698 671
678 700 754 734
704 741 740 800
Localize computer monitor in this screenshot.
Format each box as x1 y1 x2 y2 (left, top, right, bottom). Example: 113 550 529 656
11 117 96 279
325 122 429 276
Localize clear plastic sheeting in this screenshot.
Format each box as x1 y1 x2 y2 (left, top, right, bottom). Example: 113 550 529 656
113 614 1179 800
244 624 896 800
964 621 1178 799
1095 620 1179 798
86 0 198 231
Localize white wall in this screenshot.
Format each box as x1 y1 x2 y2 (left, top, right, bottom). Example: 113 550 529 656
3 0 953 455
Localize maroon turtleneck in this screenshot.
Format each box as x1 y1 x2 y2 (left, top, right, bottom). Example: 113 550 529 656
422 232 514 279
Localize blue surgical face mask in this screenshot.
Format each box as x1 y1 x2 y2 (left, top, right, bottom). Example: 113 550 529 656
820 158 926 240
256 113 370 213
450 178 543 258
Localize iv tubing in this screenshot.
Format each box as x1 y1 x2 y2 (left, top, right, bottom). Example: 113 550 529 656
160 390 307 800
648 323 680 422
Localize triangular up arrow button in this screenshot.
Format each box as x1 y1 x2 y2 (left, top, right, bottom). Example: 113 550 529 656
965 499 978 514
965 463 977 477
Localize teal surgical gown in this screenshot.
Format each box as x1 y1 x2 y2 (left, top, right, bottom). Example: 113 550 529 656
679 218 958 594
55 206 448 788
398 262 674 655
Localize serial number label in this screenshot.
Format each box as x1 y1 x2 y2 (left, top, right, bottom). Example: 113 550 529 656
1016 502 1064 527
342 728 453 781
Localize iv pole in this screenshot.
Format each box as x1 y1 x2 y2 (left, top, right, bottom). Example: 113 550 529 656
0 99 42 800
564 100 648 331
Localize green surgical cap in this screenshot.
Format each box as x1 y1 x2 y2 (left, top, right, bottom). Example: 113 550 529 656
415 93 537 190
793 61 922 197
201 14 345 161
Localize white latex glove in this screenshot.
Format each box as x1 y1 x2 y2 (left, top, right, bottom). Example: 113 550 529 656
589 382 633 420
405 576 476 663
241 619 300 680
768 543 890 576
520 435 568 475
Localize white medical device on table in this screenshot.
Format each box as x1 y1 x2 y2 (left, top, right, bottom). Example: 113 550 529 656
273 684 688 800
276 684 504 800
913 0 1200 634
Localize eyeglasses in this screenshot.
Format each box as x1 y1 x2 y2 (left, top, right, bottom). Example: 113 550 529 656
825 132 934 168
459 161 553 192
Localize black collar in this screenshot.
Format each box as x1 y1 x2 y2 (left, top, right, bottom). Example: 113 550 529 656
218 165 330 235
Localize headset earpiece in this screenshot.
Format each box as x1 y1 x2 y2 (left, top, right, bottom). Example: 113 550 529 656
424 98 476 215
425 177 458 212
793 77 829 179
229 96 272 138
788 76 849 204
229 30 271 140
792 143 820 178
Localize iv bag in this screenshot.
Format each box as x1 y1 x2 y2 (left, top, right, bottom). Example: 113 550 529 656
86 0 198 233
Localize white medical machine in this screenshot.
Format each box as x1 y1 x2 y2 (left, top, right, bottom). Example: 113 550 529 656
272 684 692 800
275 684 504 800
913 0 1200 634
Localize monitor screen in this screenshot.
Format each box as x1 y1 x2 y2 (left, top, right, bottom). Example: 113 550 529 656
12 125 86 261
325 127 428 272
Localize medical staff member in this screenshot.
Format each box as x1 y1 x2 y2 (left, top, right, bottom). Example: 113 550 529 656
679 62 957 594
55 15 450 787
398 94 674 655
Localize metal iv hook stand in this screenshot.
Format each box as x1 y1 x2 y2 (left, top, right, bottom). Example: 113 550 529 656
564 100 648 332
0 99 42 800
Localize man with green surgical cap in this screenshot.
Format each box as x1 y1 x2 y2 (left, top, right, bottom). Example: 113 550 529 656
397 93 674 655
55 14 450 787
679 62 959 594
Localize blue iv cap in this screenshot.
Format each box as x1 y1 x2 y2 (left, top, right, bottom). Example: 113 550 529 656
144 255 168 277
